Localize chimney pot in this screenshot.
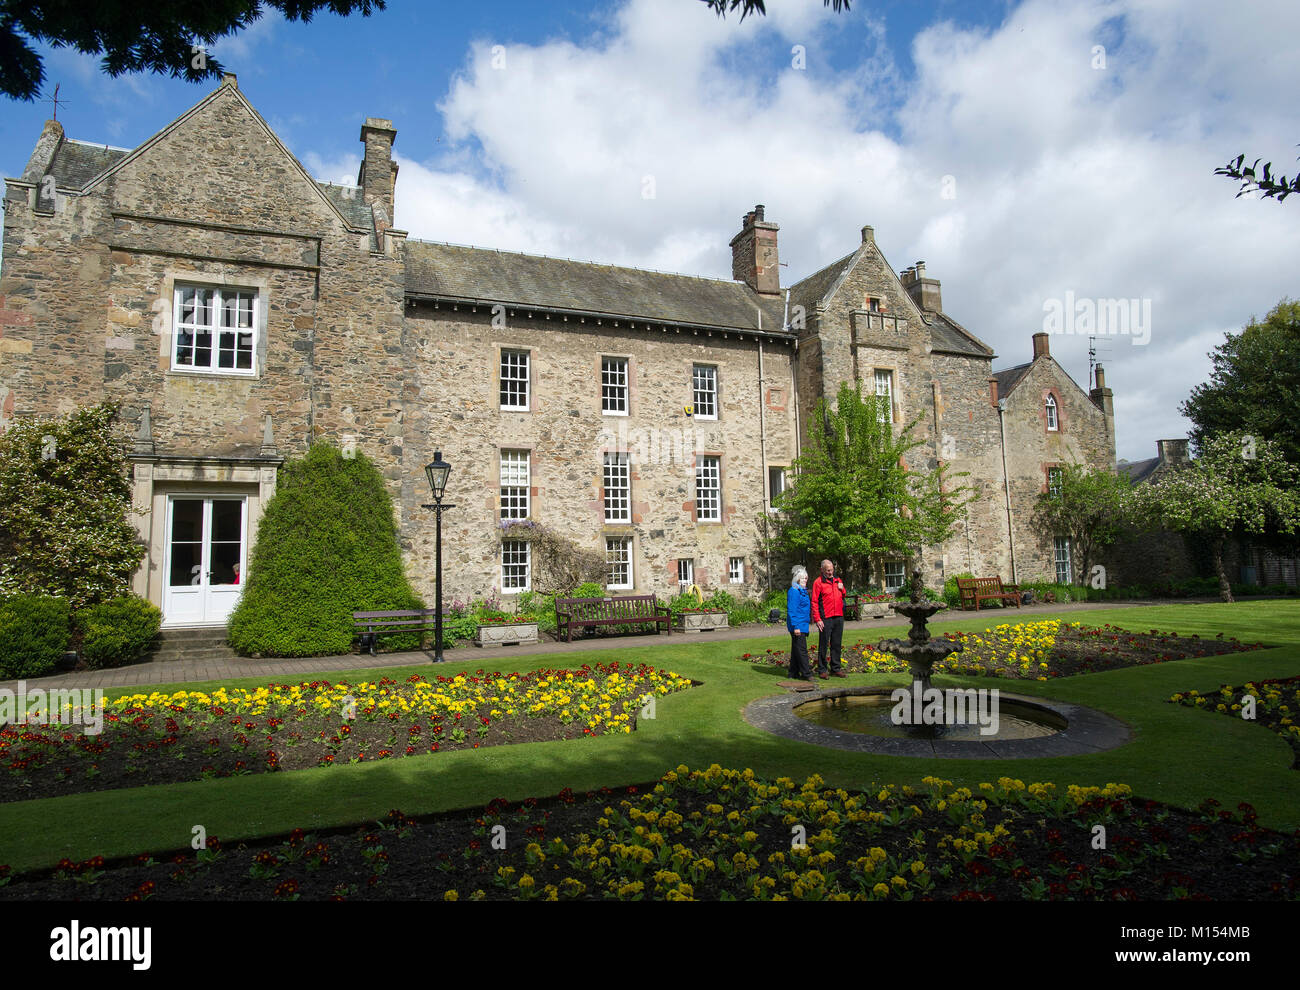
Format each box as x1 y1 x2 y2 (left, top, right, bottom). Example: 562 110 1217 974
1032 332 1050 360
1093 364 1106 389
861 224 874 244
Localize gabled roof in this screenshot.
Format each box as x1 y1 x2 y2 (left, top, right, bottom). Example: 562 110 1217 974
993 362 1032 397
786 251 856 319
405 240 789 335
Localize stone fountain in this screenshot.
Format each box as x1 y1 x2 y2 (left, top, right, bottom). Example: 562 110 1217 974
877 570 962 696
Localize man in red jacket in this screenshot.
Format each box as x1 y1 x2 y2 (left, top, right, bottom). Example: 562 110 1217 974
811 559 848 679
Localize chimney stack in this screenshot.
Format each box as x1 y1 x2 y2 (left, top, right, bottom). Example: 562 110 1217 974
1032 332 1050 360
730 204 781 296
1157 438 1189 464
359 117 399 229
900 260 942 312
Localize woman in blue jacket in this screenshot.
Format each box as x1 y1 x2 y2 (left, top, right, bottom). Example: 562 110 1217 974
786 566 813 681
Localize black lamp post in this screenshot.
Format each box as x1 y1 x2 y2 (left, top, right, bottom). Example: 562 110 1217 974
421 451 454 663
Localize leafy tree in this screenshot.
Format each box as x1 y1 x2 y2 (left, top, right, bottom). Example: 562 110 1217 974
1030 462 1134 586
228 440 422 657
1215 147 1300 202
2 0 385 102
702 0 849 19
1128 432 1300 602
0 402 145 609
1181 299 1300 467
768 382 971 588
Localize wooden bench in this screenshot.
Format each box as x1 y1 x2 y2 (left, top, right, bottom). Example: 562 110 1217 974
956 577 1022 611
554 595 671 642
353 609 440 656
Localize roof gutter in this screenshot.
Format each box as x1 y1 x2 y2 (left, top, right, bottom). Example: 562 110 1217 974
404 291 798 343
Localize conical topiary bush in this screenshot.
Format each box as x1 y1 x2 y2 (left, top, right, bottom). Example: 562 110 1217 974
228 442 423 657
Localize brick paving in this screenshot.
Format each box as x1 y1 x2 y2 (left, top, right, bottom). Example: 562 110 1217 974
0 598 1206 695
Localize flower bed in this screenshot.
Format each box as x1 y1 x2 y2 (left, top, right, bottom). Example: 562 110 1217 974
1170 678 1300 767
0 663 694 803
739 621 1265 680
2 766 1295 901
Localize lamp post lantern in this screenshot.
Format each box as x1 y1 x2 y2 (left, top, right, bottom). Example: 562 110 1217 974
421 451 454 663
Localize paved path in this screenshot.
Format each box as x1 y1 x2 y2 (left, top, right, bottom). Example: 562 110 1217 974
0 598 1209 695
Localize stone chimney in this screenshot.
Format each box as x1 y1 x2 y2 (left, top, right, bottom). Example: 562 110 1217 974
900 260 942 313
1090 362 1114 452
1032 332 1051 360
730 204 781 296
988 376 1000 408
1157 438 1189 464
359 117 398 228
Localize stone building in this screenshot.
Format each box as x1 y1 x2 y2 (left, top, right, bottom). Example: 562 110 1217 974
1 78 1118 628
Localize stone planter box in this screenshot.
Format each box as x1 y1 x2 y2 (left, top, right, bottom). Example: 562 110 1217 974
860 602 893 620
676 610 729 633
474 621 540 648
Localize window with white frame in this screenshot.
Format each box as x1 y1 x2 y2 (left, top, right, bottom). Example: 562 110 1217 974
1048 466 1063 498
677 558 694 590
874 369 893 424
729 557 744 584
768 466 788 508
692 365 718 420
603 452 630 523
1054 536 1072 585
500 450 530 519
601 357 629 415
606 536 632 590
695 456 721 522
884 560 906 592
173 285 256 374
502 540 530 592
1045 394 1058 431
500 350 530 410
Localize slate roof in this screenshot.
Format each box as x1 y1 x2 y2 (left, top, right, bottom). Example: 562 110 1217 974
405 240 790 334
47 140 129 189
993 362 1033 397
926 311 994 358
786 252 856 319
316 183 378 246
1119 457 1162 484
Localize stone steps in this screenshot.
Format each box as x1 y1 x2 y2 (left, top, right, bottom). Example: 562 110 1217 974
150 627 239 664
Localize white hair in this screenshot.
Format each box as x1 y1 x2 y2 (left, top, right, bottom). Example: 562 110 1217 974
790 565 808 587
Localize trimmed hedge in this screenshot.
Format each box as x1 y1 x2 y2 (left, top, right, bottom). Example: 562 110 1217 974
228 443 423 657
76 595 162 670
0 595 71 679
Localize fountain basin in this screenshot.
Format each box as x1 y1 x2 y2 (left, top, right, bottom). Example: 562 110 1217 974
744 685 1131 759
796 691 1067 740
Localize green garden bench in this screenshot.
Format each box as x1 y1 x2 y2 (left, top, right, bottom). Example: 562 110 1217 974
353 609 440 655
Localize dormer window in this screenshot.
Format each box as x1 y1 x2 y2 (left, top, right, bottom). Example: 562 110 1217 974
1045 394 1058 431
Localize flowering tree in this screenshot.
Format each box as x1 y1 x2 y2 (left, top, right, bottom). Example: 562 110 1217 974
768 382 971 588
1128 431 1300 602
0 403 145 609
1030 463 1134 585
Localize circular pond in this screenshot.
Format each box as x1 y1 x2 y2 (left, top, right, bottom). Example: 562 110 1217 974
795 692 1067 741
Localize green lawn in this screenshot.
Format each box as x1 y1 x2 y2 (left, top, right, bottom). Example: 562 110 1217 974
3 600 1298 873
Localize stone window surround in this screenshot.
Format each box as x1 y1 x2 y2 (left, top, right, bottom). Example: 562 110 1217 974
605 532 634 590
1042 388 1064 433
498 446 531 520
691 451 725 524
497 344 532 412
692 362 720 421
600 353 633 417
157 269 270 380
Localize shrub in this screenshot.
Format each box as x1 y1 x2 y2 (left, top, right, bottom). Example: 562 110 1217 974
0 403 145 609
942 572 976 609
228 443 423 657
569 581 606 600
0 595 71 679
76 595 162 669
703 589 737 612
519 590 560 634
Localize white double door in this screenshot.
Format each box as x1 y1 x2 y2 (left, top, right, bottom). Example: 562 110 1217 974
163 496 247 626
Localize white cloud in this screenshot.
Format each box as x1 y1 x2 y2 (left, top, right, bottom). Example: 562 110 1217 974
305 0 1300 460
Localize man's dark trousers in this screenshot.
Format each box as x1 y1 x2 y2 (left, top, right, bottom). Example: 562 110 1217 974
816 615 844 674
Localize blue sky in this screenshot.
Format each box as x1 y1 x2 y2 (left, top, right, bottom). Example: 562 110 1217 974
2 0 1297 462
